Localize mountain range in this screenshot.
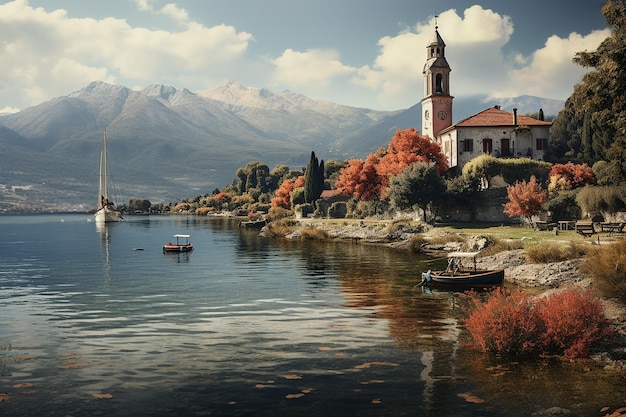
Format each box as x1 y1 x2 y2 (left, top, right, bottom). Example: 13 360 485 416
0 80 565 212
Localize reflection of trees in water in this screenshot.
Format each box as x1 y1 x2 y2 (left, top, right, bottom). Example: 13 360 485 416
234 229 271 262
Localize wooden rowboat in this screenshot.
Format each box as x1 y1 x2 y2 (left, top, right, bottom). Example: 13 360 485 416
419 251 504 289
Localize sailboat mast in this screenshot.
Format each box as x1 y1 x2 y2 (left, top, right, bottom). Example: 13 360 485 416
102 130 108 201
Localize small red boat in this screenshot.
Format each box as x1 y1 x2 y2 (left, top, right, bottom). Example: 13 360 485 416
162 234 194 253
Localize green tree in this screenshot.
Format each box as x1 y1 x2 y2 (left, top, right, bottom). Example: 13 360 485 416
387 162 445 223
128 198 151 212
551 0 626 170
236 161 270 194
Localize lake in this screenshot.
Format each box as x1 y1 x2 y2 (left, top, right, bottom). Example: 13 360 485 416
0 214 623 417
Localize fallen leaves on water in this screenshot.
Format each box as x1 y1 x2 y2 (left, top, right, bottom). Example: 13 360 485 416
604 407 626 417
13 383 33 388
0 393 9 403
485 364 509 377
360 379 385 385
92 393 113 399
59 358 89 369
285 393 305 399
283 374 302 380
458 392 485 404
10 355 37 362
371 398 382 404
353 361 399 370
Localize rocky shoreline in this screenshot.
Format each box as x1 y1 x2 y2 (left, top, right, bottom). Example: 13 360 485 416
282 218 626 369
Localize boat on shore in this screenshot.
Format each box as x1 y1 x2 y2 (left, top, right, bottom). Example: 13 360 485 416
163 234 194 253
95 130 122 223
419 251 504 289
239 218 267 229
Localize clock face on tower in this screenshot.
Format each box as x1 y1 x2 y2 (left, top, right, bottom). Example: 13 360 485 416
424 110 429 120
438 111 447 120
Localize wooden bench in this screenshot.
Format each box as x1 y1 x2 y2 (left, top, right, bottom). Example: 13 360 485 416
533 221 557 231
600 222 625 235
575 221 595 237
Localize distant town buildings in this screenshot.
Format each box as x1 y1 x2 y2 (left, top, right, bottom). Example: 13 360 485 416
421 27 552 171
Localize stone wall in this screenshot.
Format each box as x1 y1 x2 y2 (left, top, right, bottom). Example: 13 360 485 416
439 188 512 223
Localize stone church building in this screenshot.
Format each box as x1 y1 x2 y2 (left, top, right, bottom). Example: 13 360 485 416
421 27 552 171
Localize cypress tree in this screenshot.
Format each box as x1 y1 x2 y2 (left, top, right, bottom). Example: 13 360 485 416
304 151 325 203
304 151 317 203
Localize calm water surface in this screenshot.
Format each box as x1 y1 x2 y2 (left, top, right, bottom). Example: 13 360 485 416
0 214 623 417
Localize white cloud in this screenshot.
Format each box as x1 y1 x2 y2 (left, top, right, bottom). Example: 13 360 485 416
350 6 516 108
133 0 190 25
272 48 357 88
0 0 252 109
502 29 611 100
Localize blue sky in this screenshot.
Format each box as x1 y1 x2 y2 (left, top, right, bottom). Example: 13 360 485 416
0 0 610 113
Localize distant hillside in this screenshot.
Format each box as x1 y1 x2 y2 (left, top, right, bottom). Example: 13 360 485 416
0 81 564 212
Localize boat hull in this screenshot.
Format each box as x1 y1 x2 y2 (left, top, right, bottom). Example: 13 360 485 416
240 219 266 229
95 207 122 223
421 269 504 288
162 245 194 253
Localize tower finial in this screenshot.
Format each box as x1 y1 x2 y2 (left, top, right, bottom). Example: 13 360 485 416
435 13 439 30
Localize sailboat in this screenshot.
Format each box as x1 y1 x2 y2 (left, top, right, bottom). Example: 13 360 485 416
95 130 122 223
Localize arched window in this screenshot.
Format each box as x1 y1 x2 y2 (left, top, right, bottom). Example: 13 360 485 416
435 74 443 93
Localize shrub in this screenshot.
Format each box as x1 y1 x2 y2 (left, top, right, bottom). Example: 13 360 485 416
266 206 293 221
581 238 626 303
543 190 581 222
478 238 524 257
535 288 613 359
328 201 347 218
262 220 297 238
407 235 428 252
462 288 613 359
300 227 328 241
195 207 214 216
463 288 543 356
524 242 588 263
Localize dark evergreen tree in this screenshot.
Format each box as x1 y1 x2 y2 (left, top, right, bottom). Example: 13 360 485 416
304 151 325 203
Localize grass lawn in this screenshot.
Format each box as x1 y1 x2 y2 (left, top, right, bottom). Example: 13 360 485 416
431 222 607 247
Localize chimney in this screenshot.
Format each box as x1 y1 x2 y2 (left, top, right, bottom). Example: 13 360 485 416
513 108 518 127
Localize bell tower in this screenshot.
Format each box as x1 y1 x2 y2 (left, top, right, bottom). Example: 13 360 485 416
421 25 453 139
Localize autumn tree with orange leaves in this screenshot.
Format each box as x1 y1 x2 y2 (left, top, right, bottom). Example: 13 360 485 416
548 162 596 193
271 176 304 208
335 128 448 200
503 176 547 224
334 154 382 201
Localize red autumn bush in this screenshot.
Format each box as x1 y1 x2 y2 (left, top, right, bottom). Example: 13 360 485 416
535 288 613 359
463 287 613 359
463 288 543 356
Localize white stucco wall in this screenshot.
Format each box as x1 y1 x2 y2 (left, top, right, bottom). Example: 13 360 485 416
439 125 550 169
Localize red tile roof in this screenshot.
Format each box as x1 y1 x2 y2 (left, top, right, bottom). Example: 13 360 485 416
439 106 551 135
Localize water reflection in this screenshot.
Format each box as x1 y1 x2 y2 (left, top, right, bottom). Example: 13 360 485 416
2 215 622 417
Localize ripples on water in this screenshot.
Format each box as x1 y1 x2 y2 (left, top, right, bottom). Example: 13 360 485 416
0 215 623 417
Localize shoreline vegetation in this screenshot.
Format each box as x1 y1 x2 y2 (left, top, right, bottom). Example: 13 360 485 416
251 215 626 368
